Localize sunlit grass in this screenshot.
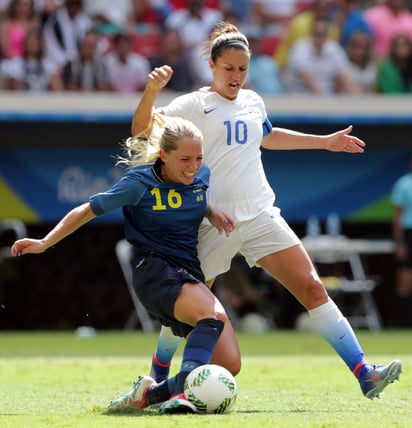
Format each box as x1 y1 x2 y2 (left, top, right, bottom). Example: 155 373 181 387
0 330 410 427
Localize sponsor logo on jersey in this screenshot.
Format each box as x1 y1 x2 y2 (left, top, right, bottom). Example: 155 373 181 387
192 185 204 194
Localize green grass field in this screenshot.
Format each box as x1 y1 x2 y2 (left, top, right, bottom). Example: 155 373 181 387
0 330 410 428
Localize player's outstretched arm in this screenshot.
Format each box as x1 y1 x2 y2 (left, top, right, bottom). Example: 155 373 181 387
262 125 366 153
11 202 96 256
131 65 173 137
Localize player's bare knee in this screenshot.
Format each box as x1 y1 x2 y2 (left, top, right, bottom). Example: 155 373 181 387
216 310 228 324
227 356 241 376
304 276 328 308
212 348 241 376
193 309 227 324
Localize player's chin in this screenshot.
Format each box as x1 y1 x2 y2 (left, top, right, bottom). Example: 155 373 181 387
225 86 240 99
181 174 196 184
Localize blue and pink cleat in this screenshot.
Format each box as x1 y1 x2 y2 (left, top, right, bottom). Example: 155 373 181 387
359 359 402 399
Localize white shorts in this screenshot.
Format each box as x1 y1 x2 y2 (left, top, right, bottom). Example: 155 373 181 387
198 206 301 281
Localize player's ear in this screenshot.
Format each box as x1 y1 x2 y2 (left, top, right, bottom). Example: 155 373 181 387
159 149 168 163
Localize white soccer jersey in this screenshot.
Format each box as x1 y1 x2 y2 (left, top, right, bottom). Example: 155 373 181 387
160 88 276 221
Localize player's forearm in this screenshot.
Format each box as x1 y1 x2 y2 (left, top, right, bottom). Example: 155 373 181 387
262 127 328 150
41 203 96 250
131 87 160 136
204 205 216 221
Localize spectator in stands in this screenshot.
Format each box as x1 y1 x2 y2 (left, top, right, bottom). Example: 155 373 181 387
0 0 55 19
128 0 168 28
150 28 195 92
0 50 5 88
169 0 221 10
164 0 222 86
220 0 250 24
42 0 93 68
221 7 243 28
244 25 283 95
249 0 301 35
36 0 61 26
365 0 412 60
345 30 378 93
0 0 8 18
62 29 110 91
2 30 62 91
334 0 373 48
0 0 40 59
275 0 339 70
282 18 359 94
165 0 222 51
82 0 132 34
376 33 412 94
104 32 150 93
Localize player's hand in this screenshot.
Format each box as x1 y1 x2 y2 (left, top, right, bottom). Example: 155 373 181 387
326 125 365 153
146 65 173 91
11 238 47 256
206 206 235 237
217 214 235 237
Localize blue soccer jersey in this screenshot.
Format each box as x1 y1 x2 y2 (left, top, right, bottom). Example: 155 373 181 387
89 160 210 274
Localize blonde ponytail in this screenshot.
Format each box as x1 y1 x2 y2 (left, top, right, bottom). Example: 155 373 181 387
117 114 203 168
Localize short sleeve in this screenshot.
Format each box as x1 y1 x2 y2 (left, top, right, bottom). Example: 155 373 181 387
89 170 148 215
262 117 272 136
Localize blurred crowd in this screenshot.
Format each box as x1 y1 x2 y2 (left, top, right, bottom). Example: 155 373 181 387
0 0 412 95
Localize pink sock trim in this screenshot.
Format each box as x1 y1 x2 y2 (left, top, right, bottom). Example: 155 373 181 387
153 353 171 368
353 361 366 378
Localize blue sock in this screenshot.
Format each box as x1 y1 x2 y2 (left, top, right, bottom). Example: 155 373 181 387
150 325 182 383
308 298 368 377
168 317 224 396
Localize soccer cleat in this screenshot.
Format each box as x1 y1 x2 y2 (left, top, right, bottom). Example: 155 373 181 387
150 353 171 383
159 393 197 414
107 375 156 411
359 359 403 399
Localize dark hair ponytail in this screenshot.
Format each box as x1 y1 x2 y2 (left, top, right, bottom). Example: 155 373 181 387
202 21 250 62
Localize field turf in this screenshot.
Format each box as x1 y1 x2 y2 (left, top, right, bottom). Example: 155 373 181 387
0 330 410 427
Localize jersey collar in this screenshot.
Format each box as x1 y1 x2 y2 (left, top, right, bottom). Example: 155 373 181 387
152 158 165 183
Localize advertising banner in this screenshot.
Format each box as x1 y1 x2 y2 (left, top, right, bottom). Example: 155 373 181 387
0 147 408 223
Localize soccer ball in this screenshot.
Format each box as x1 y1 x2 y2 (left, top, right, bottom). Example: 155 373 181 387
184 364 238 414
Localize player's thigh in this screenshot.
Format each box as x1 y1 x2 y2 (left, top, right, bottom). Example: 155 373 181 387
211 318 241 376
174 282 227 325
258 244 328 309
240 206 300 267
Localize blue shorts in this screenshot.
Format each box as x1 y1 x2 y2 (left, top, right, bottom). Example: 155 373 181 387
131 251 206 337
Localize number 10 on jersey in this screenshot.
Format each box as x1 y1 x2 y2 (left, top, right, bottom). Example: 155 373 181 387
224 120 248 145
